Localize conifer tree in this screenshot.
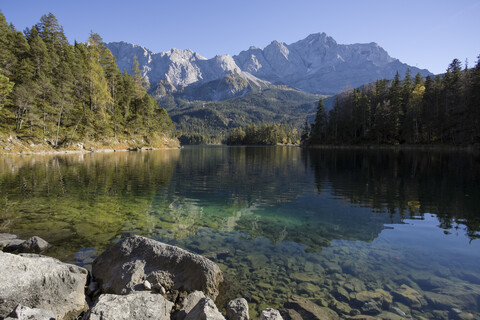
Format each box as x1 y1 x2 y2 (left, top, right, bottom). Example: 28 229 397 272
311 99 327 143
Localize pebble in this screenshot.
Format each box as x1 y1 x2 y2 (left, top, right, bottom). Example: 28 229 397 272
143 280 152 290
153 283 166 294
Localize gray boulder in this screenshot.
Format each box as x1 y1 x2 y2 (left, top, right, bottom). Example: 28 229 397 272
226 298 249 320
0 251 88 319
0 233 24 252
92 235 223 299
4 304 55 320
83 292 174 320
177 291 206 320
184 297 225 320
18 236 51 254
260 308 283 320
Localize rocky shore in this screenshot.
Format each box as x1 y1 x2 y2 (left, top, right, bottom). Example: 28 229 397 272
0 234 285 320
0 134 180 155
1 233 477 320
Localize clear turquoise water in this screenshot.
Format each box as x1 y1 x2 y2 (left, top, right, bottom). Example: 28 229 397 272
1 146 479 318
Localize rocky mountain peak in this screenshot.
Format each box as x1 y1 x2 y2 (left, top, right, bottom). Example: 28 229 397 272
106 33 431 96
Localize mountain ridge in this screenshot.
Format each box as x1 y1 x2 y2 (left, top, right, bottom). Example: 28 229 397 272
106 32 431 97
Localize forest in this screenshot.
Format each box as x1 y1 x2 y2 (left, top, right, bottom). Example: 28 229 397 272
226 123 299 145
305 58 480 146
0 12 175 150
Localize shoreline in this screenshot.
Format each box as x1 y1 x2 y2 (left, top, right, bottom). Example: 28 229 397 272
0 146 181 156
0 135 181 156
306 143 480 153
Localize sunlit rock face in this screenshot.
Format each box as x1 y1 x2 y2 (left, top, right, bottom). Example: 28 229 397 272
106 32 431 97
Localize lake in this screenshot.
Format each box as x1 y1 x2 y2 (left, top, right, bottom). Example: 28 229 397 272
1 146 479 319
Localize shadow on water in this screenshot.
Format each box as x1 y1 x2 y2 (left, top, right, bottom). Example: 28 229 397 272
304 148 480 240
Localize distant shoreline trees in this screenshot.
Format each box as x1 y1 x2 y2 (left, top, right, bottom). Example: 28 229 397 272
0 11 174 148
303 57 480 146
226 123 299 145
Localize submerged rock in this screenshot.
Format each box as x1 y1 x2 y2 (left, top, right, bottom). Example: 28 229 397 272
92 235 223 299
84 292 173 320
284 296 340 320
392 284 427 309
0 251 88 319
226 298 249 320
353 289 393 310
184 297 225 320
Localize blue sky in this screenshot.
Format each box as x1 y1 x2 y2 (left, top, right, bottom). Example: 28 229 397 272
1 0 479 74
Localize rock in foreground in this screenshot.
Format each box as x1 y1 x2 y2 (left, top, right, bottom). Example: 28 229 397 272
0 251 88 319
0 234 51 254
184 297 225 320
92 235 223 299
260 308 283 320
4 304 55 320
84 292 174 320
177 291 206 320
17 236 51 253
226 298 249 320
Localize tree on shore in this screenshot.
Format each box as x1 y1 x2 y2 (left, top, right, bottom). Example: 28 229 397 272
0 11 174 147
307 57 480 146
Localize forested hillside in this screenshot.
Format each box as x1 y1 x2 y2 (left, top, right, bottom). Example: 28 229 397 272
161 87 322 144
0 12 176 152
306 58 480 146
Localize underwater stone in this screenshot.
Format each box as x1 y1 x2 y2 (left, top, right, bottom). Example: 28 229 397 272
347 316 378 320
284 296 340 320
297 282 321 296
353 289 393 309
333 286 350 302
361 301 381 315
391 306 406 317
247 254 269 269
431 310 450 320
330 299 352 315
281 309 302 320
392 285 427 309
376 311 405 320
423 291 464 310
323 261 342 274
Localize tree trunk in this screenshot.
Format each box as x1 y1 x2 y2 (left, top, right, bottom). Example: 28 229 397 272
55 104 64 148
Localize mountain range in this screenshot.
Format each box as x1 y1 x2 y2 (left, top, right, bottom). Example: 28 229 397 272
106 32 431 99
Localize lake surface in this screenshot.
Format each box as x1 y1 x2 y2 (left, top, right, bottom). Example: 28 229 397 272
1 146 479 319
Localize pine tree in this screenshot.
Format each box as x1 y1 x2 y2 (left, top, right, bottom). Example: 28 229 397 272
0 74 14 111
311 99 327 144
0 11 17 77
